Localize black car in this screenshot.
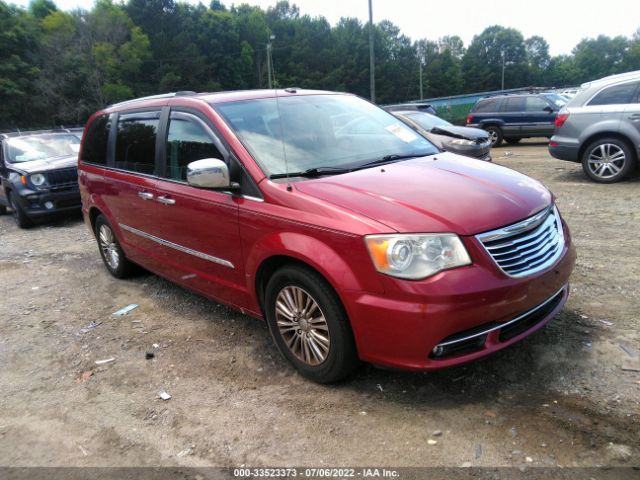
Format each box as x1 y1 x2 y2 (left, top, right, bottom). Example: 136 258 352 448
466 93 568 146
0 131 82 228
391 110 492 161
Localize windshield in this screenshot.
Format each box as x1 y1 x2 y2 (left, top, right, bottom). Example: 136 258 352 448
5 134 80 163
404 112 452 131
544 94 568 108
215 94 438 176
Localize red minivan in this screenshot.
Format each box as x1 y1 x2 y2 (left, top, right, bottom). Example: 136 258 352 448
78 90 576 383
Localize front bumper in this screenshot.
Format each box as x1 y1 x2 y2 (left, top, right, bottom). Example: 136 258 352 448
341 223 576 371
15 186 81 219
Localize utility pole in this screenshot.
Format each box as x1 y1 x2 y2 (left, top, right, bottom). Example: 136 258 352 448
501 49 506 90
267 35 275 89
368 0 375 102
418 45 425 100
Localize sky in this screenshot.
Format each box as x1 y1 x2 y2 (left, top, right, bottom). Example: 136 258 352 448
10 0 640 56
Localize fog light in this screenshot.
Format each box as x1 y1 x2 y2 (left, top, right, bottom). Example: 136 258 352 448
432 345 444 357
44 201 54 210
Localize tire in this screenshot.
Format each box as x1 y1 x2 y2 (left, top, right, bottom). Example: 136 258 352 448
581 137 636 183
94 214 135 278
505 138 521 144
485 126 503 147
0 204 6 215
8 192 32 229
264 265 360 383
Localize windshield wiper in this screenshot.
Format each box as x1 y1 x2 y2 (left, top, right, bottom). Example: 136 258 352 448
269 166 352 180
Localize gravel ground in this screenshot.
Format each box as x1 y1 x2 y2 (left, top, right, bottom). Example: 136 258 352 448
0 140 638 470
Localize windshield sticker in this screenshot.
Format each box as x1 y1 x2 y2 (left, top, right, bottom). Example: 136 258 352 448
385 124 419 143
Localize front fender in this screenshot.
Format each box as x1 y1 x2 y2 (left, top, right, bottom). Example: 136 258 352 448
244 230 385 299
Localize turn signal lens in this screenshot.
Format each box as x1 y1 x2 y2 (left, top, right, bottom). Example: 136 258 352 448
20 175 27 185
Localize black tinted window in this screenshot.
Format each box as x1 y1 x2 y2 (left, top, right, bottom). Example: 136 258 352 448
474 98 500 113
589 82 639 106
83 114 111 165
115 112 159 174
165 114 223 181
524 96 550 112
502 97 524 112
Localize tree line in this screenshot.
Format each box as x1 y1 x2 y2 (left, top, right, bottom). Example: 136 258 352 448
1 0 640 129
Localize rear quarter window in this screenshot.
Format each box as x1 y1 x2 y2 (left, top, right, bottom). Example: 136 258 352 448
473 98 501 113
588 82 639 106
82 114 111 165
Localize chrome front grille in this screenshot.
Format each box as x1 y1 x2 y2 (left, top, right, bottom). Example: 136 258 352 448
477 205 565 277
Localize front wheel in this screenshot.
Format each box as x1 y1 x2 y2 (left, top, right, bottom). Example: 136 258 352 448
264 265 360 383
581 138 635 183
8 192 32 229
485 126 503 147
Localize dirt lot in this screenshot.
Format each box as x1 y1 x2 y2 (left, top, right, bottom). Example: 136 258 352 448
0 140 639 470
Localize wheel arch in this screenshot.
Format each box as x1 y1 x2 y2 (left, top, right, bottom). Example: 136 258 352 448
578 132 638 165
248 232 382 316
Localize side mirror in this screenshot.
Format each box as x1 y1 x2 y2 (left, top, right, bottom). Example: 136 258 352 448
187 158 233 189
543 106 554 113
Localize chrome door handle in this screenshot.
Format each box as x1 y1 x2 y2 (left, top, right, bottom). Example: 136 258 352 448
629 114 640 120
157 195 176 205
138 191 154 200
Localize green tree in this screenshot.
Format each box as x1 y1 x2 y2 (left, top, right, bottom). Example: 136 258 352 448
462 25 528 91
0 1 40 129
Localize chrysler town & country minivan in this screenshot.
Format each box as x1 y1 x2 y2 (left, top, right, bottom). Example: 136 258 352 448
79 90 576 383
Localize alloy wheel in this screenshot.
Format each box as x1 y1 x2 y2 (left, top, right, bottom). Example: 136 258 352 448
275 286 330 366
98 224 120 270
587 143 626 179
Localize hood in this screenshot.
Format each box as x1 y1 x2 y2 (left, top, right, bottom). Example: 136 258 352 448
295 152 551 235
431 125 489 141
10 155 78 174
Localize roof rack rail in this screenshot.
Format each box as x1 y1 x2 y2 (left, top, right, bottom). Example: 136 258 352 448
0 126 79 138
109 91 198 108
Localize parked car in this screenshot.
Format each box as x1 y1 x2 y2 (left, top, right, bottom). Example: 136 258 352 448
0 130 82 228
549 71 640 183
383 102 437 116
389 110 492 161
466 93 568 146
79 90 575 383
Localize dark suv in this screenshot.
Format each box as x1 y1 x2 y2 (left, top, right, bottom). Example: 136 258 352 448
0 130 82 228
467 93 568 146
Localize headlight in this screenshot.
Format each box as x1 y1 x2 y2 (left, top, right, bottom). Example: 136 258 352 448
30 173 47 186
365 233 471 280
449 138 476 146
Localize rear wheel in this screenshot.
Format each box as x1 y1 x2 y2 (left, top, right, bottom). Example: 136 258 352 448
95 214 135 278
581 138 635 183
8 192 32 229
264 265 360 383
0 204 6 215
485 126 503 147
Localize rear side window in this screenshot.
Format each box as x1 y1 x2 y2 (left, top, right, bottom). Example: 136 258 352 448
524 96 550 112
474 98 500 113
589 82 639 106
115 112 160 174
164 113 224 181
83 114 111 165
501 97 524 112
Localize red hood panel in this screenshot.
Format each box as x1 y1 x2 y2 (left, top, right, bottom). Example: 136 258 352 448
295 153 552 235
